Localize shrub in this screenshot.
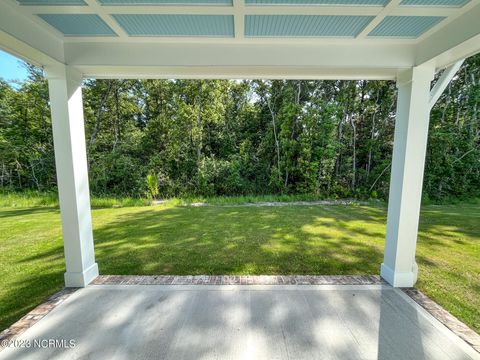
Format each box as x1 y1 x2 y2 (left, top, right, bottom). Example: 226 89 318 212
146 173 159 200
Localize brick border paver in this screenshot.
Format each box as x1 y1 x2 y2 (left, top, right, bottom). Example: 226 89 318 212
1 276 478 355
91 274 385 285
401 287 480 353
0 288 78 350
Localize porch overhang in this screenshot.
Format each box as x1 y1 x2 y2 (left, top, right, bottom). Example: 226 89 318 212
1 0 479 80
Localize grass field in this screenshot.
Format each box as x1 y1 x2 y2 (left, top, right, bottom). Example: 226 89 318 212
0 198 478 334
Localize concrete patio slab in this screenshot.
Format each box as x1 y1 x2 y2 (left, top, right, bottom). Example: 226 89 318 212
0 284 478 360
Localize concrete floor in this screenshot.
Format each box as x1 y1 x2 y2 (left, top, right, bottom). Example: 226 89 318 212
0 285 478 360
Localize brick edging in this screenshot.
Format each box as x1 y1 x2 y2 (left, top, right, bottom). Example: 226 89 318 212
0 288 79 351
401 288 480 354
91 274 386 285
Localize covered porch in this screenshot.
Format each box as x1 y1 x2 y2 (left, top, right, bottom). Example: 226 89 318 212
1 0 480 358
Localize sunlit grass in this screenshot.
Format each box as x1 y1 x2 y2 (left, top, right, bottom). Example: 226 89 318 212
0 190 150 208
0 199 478 334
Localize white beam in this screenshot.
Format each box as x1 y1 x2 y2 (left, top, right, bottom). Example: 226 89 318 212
77 65 398 80
416 2 480 69
381 64 435 288
0 1 64 66
21 4 457 17
45 64 98 288
22 5 381 16
84 0 129 38
356 0 400 39
233 0 245 40
64 42 415 71
429 59 464 111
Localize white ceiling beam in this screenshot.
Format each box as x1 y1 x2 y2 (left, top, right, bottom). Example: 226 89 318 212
62 36 414 44
83 0 129 38
429 59 464 110
413 0 478 44
233 0 244 40
416 2 480 69
20 5 379 16
23 5 234 15
19 4 458 17
356 0 400 39
0 1 64 65
19 5 91 14
64 42 415 69
77 65 398 80
390 7 461 17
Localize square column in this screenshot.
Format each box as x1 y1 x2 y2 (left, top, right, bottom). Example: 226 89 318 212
381 65 435 287
45 65 98 287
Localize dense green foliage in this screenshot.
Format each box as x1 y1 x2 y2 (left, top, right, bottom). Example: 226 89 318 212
1 57 479 200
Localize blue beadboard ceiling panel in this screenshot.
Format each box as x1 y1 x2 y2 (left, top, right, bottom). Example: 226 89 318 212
17 0 86 4
245 15 374 37
246 0 387 5
37 14 117 36
400 0 470 6
368 16 445 37
113 15 234 37
98 0 232 5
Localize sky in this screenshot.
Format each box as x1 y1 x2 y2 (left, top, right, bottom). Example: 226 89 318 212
0 49 29 83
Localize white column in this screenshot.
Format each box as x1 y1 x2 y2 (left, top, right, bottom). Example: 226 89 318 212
381 65 435 287
45 65 99 287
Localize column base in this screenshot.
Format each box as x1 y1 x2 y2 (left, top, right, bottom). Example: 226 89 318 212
380 262 418 287
64 263 99 287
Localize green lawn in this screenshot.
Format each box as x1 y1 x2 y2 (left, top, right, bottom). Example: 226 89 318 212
0 201 479 334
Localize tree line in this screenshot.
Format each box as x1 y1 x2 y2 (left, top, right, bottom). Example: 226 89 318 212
0 56 479 200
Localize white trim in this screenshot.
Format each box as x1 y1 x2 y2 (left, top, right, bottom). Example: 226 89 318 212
412 0 478 44
65 263 99 288
416 2 480 68
61 36 416 44
19 4 458 17
380 263 418 288
63 42 415 72
356 0 400 40
233 0 245 40
76 65 400 80
429 59 464 110
0 1 64 65
83 0 129 38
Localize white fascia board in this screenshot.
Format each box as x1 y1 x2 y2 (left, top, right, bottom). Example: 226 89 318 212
0 1 64 66
64 42 415 79
416 3 480 70
76 65 399 80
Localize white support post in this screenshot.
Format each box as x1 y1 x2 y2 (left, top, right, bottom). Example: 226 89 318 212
381 64 435 288
45 64 99 288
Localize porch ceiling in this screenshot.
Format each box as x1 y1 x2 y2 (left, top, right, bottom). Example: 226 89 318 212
0 0 479 79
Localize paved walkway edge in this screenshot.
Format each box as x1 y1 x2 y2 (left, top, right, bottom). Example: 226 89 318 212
401 287 480 353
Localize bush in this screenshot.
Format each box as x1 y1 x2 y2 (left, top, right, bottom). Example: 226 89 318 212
146 173 159 200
